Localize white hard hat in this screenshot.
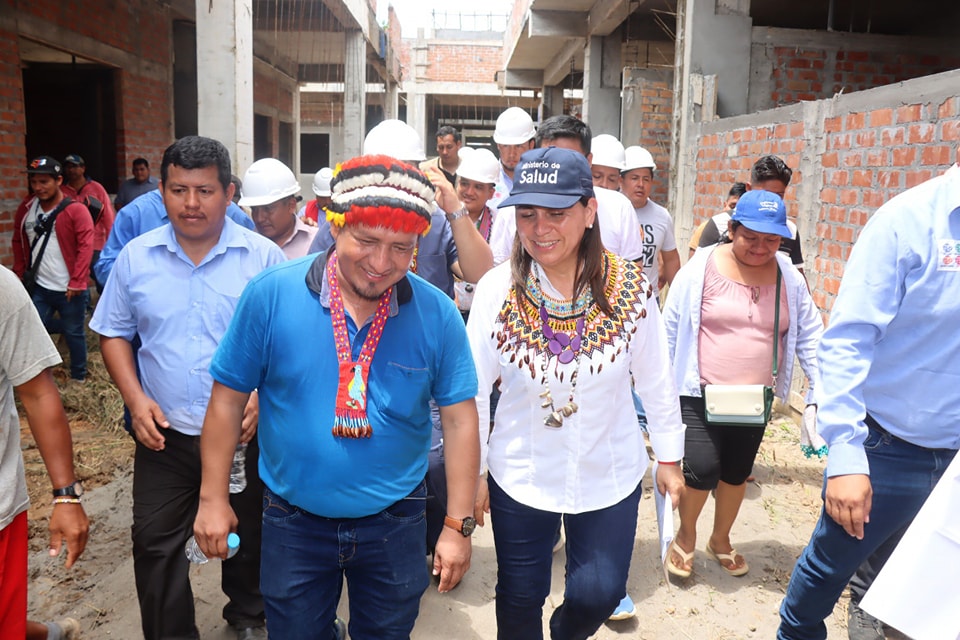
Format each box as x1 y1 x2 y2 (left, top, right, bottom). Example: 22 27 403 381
591 134 626 170
238 158 300 207
312 167 333 196
457 148 499 185
494 107 536 145
363 119 426 162
623 146 657 172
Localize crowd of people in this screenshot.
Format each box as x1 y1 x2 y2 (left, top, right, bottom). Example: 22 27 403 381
1 107 957 640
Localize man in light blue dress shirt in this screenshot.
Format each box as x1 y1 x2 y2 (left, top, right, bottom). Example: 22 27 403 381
778 155 960 640
90 137 284 640
95 182 255 286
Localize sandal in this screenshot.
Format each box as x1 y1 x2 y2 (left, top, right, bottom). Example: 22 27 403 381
706 543 749 576
666 540 694 578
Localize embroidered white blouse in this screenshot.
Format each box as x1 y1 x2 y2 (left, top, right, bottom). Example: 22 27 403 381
466 254 685 514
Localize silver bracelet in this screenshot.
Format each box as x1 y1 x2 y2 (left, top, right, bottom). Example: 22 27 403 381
445 206 471 223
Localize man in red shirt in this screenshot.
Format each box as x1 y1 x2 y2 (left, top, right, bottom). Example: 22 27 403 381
12 156 94 382
61 153 115 291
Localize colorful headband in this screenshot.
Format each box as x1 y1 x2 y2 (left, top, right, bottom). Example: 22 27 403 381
326 155 435 236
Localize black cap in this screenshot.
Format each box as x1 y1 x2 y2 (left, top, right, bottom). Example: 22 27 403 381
63 153 85 166
27 156 62 176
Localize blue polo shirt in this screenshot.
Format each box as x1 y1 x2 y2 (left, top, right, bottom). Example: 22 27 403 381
210 251 477 518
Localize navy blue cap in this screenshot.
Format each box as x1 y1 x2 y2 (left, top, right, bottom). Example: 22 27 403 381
731 190 791 238
498 147 594 210
63 154 85 166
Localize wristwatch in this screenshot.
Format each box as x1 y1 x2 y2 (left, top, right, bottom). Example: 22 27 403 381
445 206 471 224
52 481 84 499
444 515 477 537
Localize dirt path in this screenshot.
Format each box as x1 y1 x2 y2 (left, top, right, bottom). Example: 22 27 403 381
24 409 872 639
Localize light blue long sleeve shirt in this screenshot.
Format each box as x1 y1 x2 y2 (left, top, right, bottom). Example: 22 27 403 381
663 246 822 406
94 189 255 285
816 164 960 477
90 219 285 436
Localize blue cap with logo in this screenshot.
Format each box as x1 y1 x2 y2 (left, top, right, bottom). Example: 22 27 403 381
731 189 792 238
498 146 594 210
63 154 85 166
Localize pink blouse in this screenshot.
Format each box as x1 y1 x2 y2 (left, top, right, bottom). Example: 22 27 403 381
698 254 790 386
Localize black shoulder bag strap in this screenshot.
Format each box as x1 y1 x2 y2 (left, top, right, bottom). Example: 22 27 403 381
26 197 72 271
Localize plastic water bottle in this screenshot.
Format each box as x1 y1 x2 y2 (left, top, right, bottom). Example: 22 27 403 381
185 532 240 564
229 443 247 494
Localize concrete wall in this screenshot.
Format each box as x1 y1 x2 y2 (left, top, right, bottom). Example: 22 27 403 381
749 27 959 112
680 68 960 319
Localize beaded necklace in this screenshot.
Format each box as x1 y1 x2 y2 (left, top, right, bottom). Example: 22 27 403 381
327 252 392 438
531 263 590 428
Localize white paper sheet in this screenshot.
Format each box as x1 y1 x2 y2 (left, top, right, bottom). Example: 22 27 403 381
651 460 675 582
861 451 960 640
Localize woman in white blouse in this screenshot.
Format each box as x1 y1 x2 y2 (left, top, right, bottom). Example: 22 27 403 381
662 190 821 580
466 146 685 640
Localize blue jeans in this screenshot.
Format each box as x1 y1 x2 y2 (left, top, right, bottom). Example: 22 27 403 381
778 421 957 639
31 284 88 380
260 481 429 640
488 475 641 640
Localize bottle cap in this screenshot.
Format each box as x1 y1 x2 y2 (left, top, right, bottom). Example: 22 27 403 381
227 533 240 549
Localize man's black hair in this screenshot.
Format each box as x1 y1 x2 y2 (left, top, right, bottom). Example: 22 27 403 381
160 136 232 191
751 155 792 186
535 115 592 155
133 157 149 169
729 182 748 198
436 125 462 143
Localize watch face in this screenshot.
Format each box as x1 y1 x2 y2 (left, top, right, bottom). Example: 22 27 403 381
461 516 477 537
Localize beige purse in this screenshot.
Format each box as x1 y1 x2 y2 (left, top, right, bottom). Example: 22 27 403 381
703 269 780 426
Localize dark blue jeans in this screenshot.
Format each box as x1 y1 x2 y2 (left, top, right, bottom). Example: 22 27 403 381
488 475 642 640
778 421 957 639
31 284 88 380
261 481 429 639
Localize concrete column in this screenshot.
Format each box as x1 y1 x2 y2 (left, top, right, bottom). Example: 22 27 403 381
540 85 565 121
195 0 253 173
343 29 367 159
582 27 623 137
384 80 399 120
406 29 429 145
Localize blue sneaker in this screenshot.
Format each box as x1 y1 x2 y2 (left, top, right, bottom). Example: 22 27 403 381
608 594 636 621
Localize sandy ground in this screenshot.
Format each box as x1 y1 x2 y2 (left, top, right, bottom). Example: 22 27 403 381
23 415 892 639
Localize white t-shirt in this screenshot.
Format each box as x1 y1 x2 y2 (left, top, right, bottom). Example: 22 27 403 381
23 198 71 292
633 199 677 293
488 187 644 266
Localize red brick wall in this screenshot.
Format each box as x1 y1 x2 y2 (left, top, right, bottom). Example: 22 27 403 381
692 92 959 316
814 99 959 310
623 78 673 204
694 121 806 222
422 42 502 83
1 1 176 267
301 94 344 127
770 47 960 107
0 21 26 265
